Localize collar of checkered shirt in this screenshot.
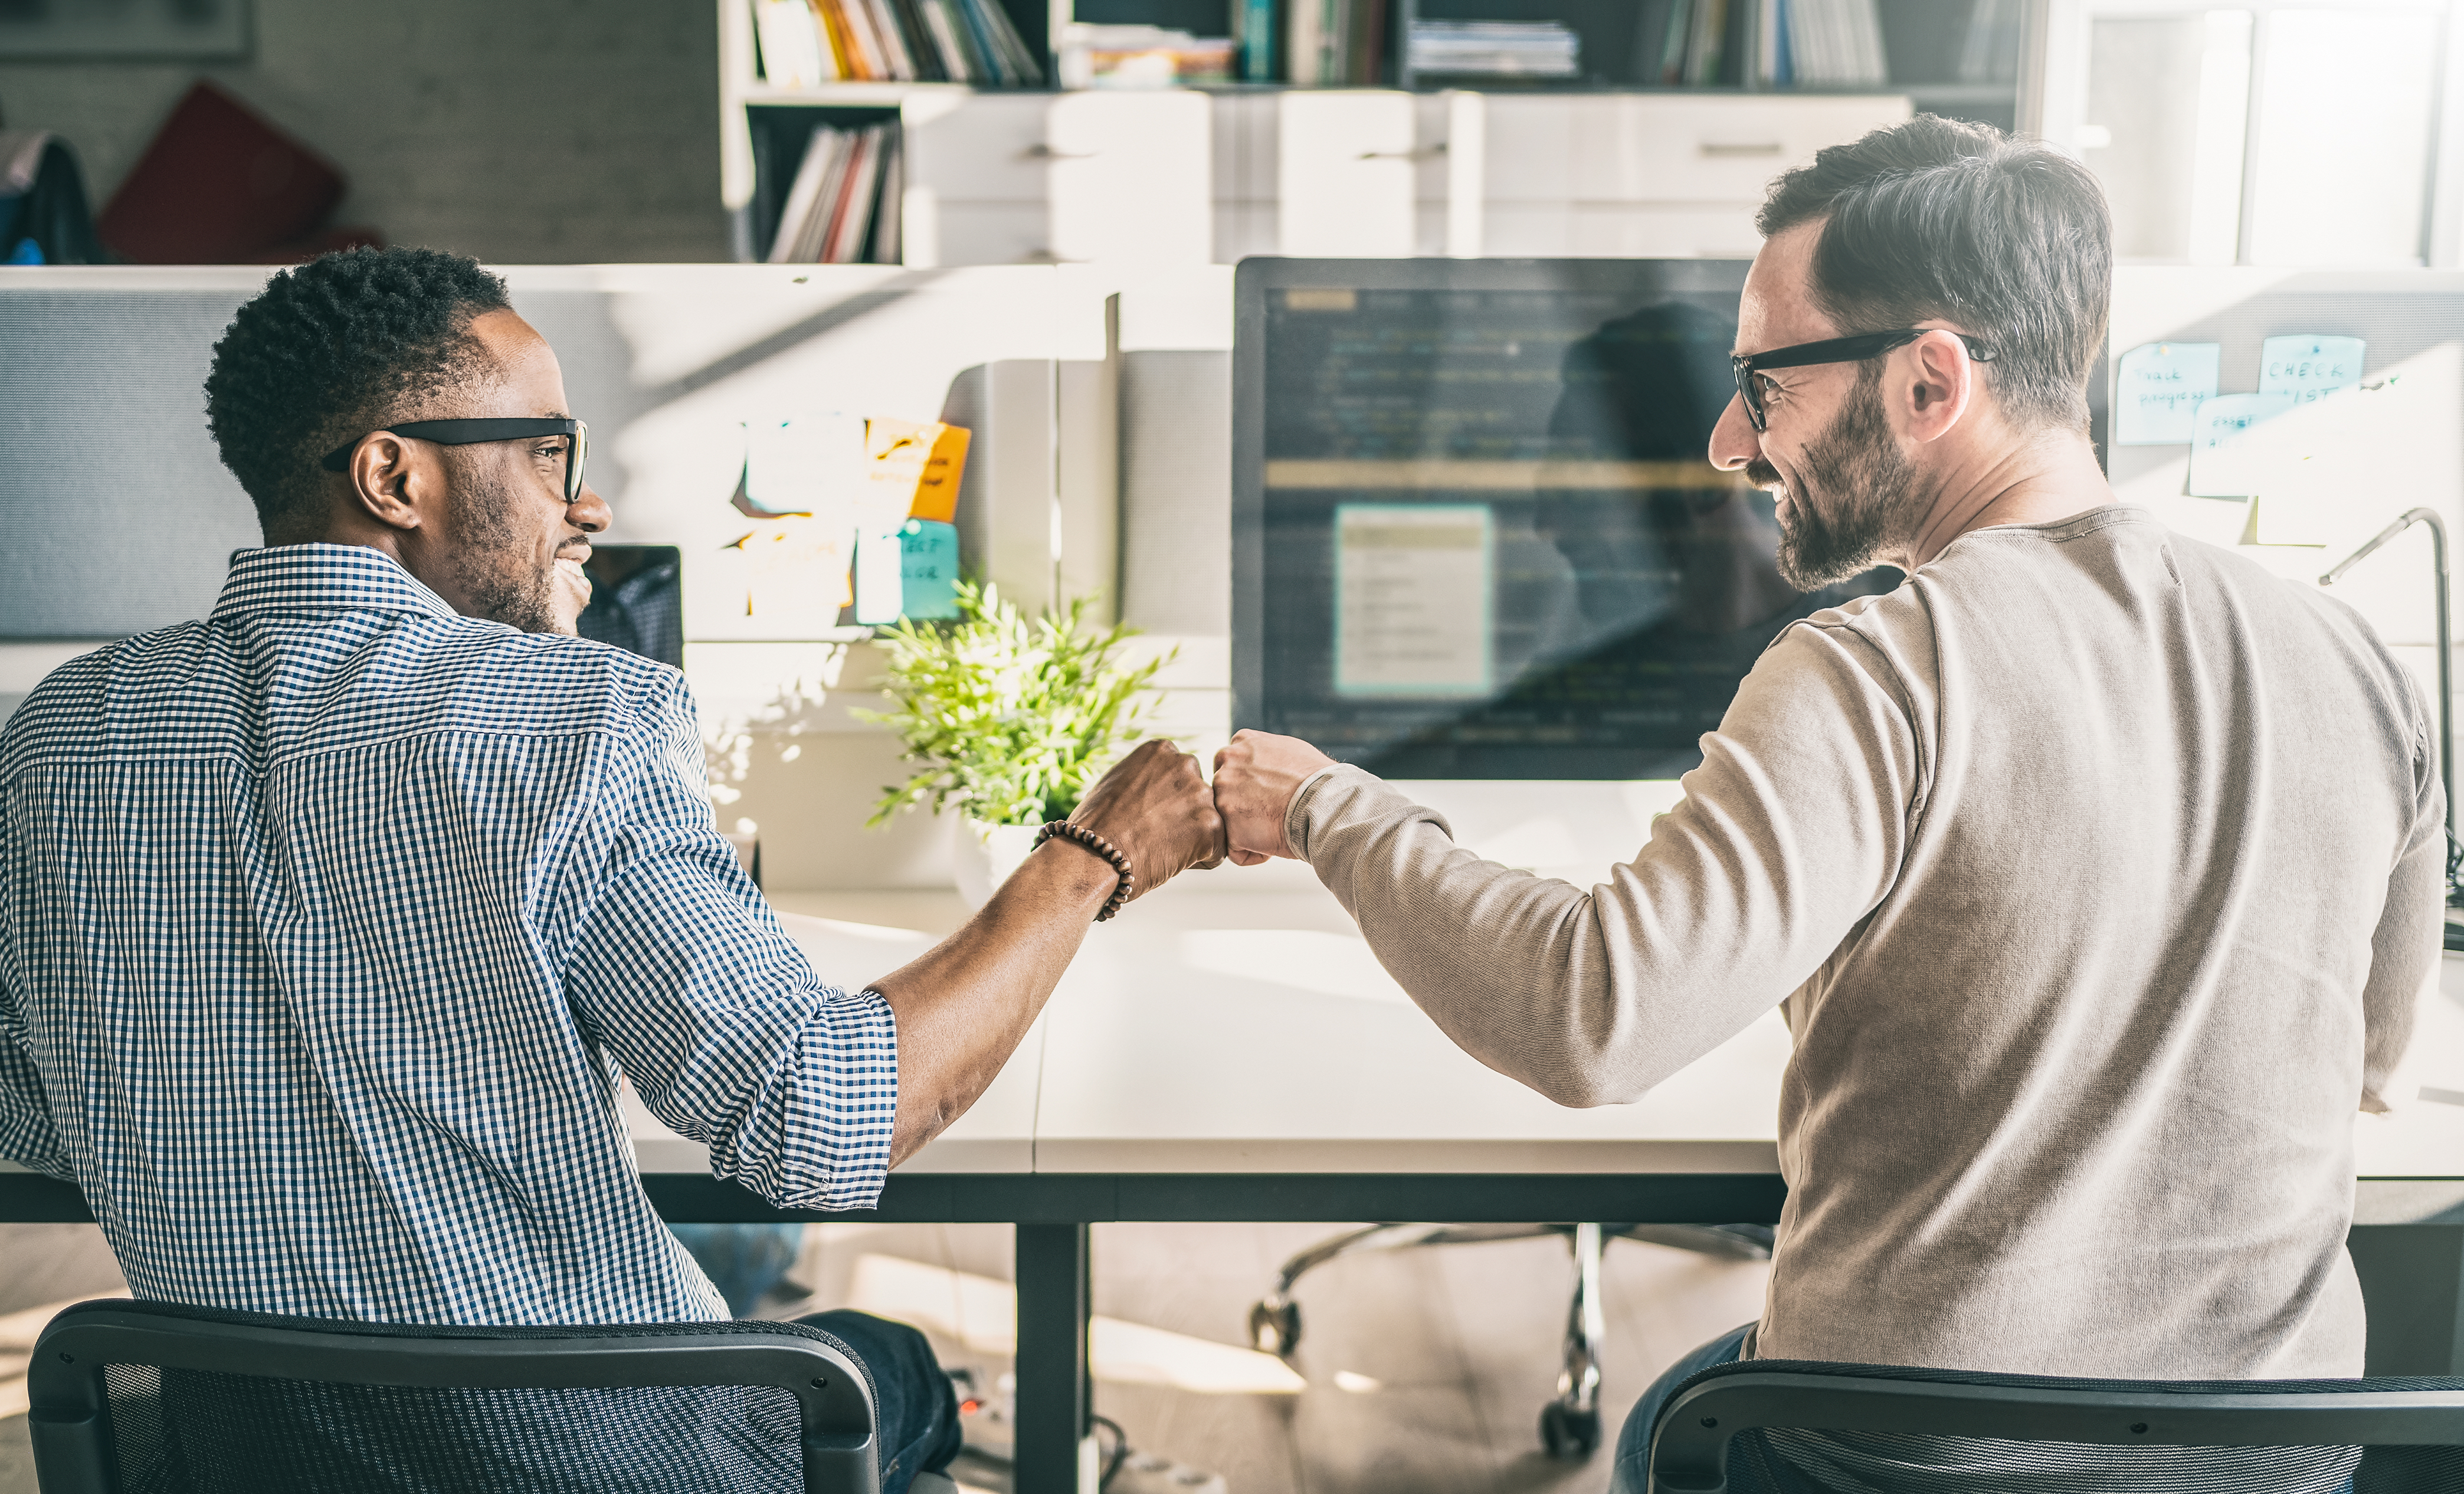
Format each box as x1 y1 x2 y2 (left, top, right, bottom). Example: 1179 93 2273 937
211 543 460 623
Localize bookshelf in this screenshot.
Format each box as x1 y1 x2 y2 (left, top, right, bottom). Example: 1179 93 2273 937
716 0 2041 262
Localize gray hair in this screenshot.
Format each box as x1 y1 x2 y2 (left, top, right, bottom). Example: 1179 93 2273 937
1757 116 2112 433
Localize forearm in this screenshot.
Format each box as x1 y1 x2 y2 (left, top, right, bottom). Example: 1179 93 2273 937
871 839 1117 1163
1292 769 1665 1106
1289 628 1911 1108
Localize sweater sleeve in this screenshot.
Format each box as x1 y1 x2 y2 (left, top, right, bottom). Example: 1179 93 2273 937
1286 618 1922 1108
2360 670 2443 1113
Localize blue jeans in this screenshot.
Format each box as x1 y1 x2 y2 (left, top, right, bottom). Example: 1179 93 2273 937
670 1222 808 1317
1606 1324 2357 1494
799 1308 964 1494
1608 1322 1754 1494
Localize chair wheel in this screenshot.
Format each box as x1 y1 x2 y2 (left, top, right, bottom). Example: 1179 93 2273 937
1247 1299 1302 1355
1539 1401 1600 1462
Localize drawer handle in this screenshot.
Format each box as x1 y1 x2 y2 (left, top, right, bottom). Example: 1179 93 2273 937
1699 141 1785 158
1025 143 1099 160
1361 143 1447 161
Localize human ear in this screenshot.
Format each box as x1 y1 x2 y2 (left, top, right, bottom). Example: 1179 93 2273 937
1901 330 1975 444
346 433 434 534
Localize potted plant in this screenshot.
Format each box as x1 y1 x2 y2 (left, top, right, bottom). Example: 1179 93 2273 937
860 579 1170 907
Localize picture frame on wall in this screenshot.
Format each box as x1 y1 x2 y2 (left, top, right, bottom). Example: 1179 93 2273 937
0 0 251 60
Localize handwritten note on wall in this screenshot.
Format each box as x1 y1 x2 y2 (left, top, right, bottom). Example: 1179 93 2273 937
2259 336 2366 405
2115 342 2220 445
2186 392 2296 497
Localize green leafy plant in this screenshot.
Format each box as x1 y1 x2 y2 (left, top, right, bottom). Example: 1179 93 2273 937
858 579 1170 828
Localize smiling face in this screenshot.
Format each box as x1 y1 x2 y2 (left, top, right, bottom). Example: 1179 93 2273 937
424 310 610 634
1709 224 1928 591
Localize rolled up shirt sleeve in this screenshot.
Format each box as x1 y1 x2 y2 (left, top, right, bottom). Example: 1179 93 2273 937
0 896 73 1182
563 677 897 1210
1286 618 1918 1109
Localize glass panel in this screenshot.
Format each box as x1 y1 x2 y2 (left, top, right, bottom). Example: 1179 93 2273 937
2083 12 2250 264
2246 7 2440 265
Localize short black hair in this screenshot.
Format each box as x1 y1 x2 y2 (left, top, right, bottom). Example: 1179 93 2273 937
1757 116 2111 432
205 246 512 539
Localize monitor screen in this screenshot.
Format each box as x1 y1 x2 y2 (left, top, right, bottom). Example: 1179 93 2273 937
576 545 684 668
1232 258 1896 780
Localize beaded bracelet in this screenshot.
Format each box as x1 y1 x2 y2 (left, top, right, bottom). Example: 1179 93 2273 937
1034 819 1136 921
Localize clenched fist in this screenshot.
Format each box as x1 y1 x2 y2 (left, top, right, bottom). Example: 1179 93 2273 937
1211 729 1337 867
1067 739 1227 903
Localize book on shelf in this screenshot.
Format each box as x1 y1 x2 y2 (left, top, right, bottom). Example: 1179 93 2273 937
1777 0 1886 87
1631 0 1742 86
766 121 902 264
1955 0 2023 84
750 0 1043 87
1284 0 1390 85
1235 0 1276 81
1405 20 1577 80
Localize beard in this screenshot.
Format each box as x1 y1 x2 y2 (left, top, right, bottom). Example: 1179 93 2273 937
1751 365 1922 592
441 464 567 635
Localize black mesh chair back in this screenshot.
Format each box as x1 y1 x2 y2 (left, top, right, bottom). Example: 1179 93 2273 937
1646 1359 2464 1493
27 1298 884 1494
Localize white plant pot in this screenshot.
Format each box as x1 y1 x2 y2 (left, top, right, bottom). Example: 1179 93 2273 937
951 818 1043 909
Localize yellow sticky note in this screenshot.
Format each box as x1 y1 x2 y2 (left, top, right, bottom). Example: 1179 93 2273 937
861 418 971 525
728 516 853 629
910 423 970 523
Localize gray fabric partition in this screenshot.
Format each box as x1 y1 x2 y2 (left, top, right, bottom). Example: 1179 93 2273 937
1 289 264 637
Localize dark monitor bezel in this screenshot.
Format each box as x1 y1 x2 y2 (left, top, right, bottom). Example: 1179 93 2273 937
1230 255 1756 772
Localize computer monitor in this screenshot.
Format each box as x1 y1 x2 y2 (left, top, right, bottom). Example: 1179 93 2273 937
576 545 684 668
1231 258 1896 780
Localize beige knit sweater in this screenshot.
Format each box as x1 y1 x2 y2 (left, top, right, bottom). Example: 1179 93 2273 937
1288 506 2442 1377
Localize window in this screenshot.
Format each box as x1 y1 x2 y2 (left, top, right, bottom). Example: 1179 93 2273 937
2067 1 2450 265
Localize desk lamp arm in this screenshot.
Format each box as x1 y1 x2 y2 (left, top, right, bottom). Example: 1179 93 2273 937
2322 506 2457 899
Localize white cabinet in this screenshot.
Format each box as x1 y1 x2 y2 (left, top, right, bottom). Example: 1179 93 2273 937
900 89 1911 267
902 91 1211 267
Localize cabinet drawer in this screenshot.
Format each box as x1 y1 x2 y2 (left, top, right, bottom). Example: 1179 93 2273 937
1567 204 1761 258
1575 94 1912 204
903 93 1053 202
1483 203 1763 258
903 198 1048 267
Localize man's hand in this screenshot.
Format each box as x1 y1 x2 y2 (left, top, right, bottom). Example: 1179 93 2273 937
1211 729 1337 866
1066 739 1227 902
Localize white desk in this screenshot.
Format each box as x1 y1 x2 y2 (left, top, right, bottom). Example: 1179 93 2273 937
641 873 2464 1187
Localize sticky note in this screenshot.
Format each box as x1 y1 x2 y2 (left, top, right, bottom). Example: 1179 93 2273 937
741 413 864 517
2113 342 2219 445
909 424 971 523
2186 392 2296 497
900 520 961 620
858 418 973 527
2259 335 2365 405
728 517 852 631
852 524 905 626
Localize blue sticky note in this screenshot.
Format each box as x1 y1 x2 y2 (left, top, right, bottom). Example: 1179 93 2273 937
2114 342 2220 445
899 520 960 621
2258 335 2365 405
2185 392 2295 497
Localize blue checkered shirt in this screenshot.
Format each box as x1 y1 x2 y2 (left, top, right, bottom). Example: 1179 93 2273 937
0 545 897 1324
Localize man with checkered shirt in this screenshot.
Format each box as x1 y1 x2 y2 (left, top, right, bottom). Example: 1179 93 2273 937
0 247 1227 1493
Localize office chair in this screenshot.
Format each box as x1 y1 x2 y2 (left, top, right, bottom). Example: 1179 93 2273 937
1643 1358 2464 1493
1246 1220 1774 1461
28 1298 959 1494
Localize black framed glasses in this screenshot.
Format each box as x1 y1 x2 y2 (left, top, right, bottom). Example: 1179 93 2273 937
319 418 589 504
1730 329 1996 433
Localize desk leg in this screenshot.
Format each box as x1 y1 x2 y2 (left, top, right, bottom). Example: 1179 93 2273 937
1015 1221 1093 1494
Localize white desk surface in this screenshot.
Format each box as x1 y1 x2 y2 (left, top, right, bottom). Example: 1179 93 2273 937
627 875 2464 1187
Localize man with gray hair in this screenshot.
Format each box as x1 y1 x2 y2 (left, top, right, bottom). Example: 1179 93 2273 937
1214 116 2441 1489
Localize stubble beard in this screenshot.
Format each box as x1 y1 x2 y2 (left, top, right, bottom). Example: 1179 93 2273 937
441 464 567 635
1754 365 1923 592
